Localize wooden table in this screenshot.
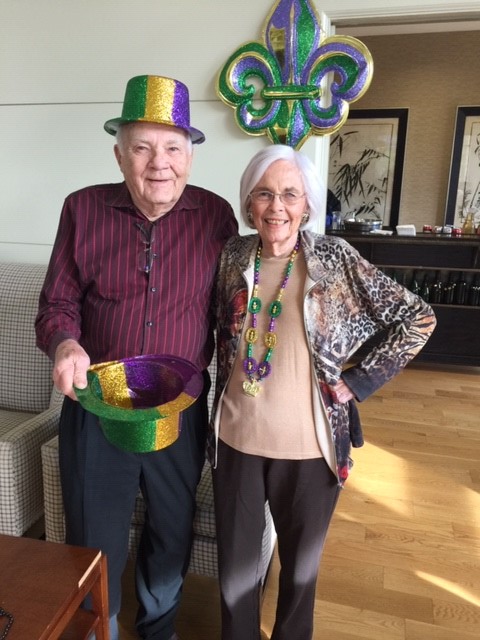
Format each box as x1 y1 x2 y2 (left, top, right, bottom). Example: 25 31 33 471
0 534 109 639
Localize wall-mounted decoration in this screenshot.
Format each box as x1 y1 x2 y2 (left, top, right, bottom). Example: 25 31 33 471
328 108 408 228
216 0 373 150
445 106 480 229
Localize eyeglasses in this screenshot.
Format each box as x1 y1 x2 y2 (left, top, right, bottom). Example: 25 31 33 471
249 190 305 205
136 222 157 274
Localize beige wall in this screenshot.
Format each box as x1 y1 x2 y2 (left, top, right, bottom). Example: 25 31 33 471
348 30 480 229
1 1 480 261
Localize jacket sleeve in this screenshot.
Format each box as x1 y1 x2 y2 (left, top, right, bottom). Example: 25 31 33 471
339 247 436 401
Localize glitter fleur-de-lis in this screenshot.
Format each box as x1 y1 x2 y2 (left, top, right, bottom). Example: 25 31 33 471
217 0 373 150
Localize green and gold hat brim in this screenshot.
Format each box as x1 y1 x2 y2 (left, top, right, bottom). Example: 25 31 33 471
74 354 203 453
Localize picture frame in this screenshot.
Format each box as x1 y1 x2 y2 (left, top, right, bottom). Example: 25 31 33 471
328 108 408 228
445 106 480 227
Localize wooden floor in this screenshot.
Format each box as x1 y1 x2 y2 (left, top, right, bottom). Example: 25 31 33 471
118 363 480 639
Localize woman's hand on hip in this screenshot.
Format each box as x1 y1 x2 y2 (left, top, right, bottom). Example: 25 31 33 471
330 379 354 404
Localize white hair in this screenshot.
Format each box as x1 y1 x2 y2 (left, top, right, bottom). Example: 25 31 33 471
239 145 324 230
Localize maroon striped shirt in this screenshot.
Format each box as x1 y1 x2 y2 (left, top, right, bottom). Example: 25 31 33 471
35 182 238 370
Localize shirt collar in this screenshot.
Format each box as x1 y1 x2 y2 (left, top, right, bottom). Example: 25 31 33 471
105 182 202 215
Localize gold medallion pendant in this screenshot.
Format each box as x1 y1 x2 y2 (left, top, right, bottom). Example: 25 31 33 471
243 380 260 397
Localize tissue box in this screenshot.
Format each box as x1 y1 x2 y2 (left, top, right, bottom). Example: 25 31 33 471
396 224 416 236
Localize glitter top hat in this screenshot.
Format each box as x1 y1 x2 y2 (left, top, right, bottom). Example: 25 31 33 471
74 354 204 453
104 75 205 144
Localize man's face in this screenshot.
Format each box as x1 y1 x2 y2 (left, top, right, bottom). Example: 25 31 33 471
114 122 193 220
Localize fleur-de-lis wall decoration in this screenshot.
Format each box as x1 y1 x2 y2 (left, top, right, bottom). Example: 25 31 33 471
217 0 374 150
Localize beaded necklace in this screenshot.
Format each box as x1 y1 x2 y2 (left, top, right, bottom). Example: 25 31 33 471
242 235 301 398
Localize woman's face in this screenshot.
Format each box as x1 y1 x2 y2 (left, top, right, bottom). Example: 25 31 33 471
249 160 307 257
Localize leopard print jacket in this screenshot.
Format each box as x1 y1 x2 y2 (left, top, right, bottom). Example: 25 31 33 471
209 231 436 485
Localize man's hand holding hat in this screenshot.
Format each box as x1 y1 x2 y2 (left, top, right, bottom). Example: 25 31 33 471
53 339 90 401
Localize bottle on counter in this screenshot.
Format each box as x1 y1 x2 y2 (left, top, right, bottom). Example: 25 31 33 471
468 275 480 306
454 271 467 305
410 270 421 296
430 271 444 304
462 210 476 234
420 274 430 302
443 272 457 304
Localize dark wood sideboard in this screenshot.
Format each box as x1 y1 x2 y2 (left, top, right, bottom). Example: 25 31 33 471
329 231 480 367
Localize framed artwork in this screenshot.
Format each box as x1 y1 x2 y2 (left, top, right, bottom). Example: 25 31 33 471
445 106 480 227
328 108 408 228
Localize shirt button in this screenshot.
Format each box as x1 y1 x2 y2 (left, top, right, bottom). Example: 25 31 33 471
150 287 156 292
146 321 153 327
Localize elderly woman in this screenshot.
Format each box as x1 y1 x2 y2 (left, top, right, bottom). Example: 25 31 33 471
209 144 436 640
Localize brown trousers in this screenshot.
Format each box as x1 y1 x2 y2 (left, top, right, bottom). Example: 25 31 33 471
213 440 341 640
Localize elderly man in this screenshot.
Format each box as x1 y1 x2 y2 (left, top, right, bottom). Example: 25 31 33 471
35 75 238 640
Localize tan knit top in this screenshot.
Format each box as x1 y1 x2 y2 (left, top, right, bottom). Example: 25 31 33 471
219 250 326 460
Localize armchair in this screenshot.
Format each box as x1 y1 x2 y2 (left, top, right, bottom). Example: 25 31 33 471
0 262 60 536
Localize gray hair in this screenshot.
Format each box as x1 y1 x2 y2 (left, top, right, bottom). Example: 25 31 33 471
239 145 324 230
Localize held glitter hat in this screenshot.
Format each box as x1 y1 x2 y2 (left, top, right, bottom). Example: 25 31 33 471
104 75 205 144
74 354 204 453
